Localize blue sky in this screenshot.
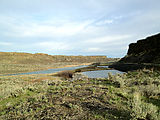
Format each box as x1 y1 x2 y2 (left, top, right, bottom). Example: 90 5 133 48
0 0 160 57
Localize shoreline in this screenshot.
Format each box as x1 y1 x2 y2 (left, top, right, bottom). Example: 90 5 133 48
109 62 160 72
0 63 92 76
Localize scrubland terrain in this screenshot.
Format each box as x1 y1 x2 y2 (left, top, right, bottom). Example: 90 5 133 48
0 33 160 119
0 69 160 119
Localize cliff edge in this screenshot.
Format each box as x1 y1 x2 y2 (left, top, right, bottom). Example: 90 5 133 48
120 33 160 64
109 33 160 71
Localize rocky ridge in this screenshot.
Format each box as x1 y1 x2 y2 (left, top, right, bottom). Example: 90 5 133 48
120 33 160 63
109 33 160 71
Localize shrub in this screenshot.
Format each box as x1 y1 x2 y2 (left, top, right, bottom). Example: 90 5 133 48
107 73 126 88
130 92 160 120
139 84 160 98
75 69 81 72
55 70 74 79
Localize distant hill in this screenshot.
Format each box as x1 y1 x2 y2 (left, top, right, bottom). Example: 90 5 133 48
0 52 114 74
120 33 160 63
0 52 111 64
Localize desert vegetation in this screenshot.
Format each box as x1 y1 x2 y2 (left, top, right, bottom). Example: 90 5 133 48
0 33 160 119
55 70 74 79
0 69 159 119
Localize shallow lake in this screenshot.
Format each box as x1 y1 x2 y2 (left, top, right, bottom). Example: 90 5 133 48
82 70 125 78
3 65 124 78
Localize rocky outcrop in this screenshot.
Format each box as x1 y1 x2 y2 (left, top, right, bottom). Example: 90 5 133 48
120 33 160 63
109 33 160 72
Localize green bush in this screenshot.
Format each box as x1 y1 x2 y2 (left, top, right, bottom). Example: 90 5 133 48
130 92 160 120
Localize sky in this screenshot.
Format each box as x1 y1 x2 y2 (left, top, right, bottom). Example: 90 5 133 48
0 0 160 58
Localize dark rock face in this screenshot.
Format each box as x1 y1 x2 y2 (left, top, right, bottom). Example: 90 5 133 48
109 33 160 72
121 33 160 63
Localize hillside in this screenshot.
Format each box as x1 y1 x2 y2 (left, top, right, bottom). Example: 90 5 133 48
0 52 109 64
120 33 160 63
0 52 113 74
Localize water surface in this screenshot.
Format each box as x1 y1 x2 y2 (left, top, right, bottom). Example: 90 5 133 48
97 66 109 68
3 65 124 78
82 70 124 78
4 65 88 76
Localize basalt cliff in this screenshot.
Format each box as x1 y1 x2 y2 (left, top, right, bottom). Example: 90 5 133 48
120 33 160 63
109 33 160 71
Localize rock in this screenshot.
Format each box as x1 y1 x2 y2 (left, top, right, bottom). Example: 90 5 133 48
109 33 160 72
120 33 160 63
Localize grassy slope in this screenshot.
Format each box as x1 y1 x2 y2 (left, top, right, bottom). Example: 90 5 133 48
0 70 159 119
0 52 111 75
0 52 56 74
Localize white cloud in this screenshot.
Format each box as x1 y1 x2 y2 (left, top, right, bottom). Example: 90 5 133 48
36 41 71 51
85 35 132 44
0 42 12 46
0 0 160 57
2 17 93 38
85 47 103 52
95 19 113 25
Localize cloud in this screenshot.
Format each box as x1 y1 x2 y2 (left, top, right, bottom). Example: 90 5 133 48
85 47 103 52
85 35 132 44
2 17 93 38
36 41 71 51
0 42 12 46
0 0 160 57
95 19 113 25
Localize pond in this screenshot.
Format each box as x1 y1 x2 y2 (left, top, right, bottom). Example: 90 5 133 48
82 70 125 78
